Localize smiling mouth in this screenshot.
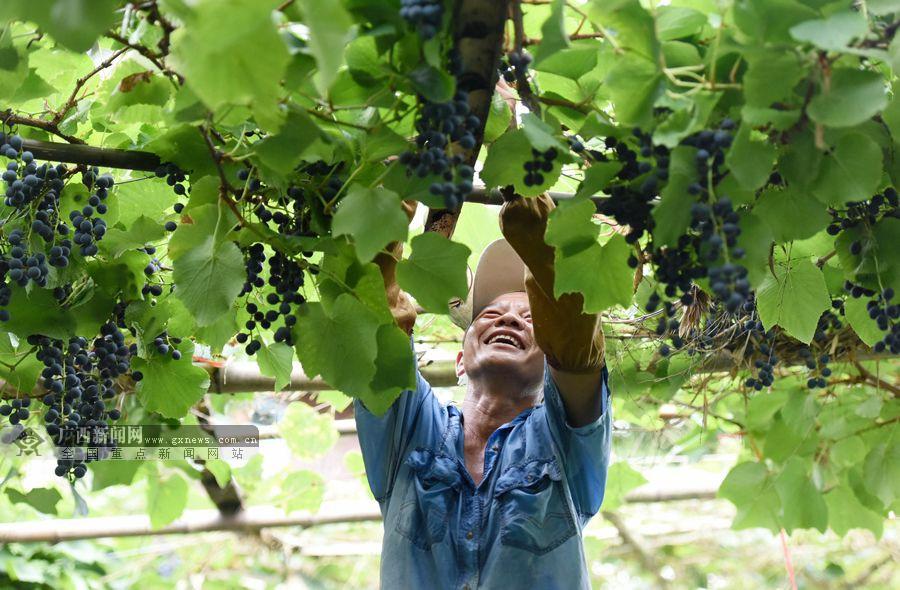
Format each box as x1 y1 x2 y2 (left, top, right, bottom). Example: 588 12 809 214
485 333 525 350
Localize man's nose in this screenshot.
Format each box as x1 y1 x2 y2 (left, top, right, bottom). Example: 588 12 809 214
495 311 526 328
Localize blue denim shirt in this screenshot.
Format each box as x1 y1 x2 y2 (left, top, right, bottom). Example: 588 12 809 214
355 357 612 590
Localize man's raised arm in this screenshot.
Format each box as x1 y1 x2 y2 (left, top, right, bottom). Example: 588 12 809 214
499 192 607 427
354 200 444 504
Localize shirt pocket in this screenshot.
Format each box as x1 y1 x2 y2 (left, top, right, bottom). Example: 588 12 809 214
494 459 576 555
395 448 463 551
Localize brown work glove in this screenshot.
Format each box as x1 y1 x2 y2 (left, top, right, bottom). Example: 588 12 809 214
374 200 418 335
499 192 605 373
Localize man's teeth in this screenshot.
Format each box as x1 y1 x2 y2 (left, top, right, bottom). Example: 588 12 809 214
488 334 521 349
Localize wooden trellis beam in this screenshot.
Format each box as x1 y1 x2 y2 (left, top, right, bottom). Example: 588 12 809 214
0 480 721 543
19 138 162 171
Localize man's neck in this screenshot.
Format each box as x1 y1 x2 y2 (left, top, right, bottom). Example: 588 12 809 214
460 377 539 443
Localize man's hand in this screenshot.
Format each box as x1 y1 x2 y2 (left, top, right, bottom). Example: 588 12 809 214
499 192 606 427
374 200 418 335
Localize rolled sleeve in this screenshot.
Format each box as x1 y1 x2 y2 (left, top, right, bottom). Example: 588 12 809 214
542 363 612 521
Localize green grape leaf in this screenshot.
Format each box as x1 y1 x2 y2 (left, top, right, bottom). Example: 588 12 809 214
656 6 707 41
604 54 663 128
294 295 380 393
863 441 900 507
171 221 246 326
6 0 118 52
756 257 830 343
600 462 647 511
396 233 471 314
254 109 321 175
277 470 325 513
4 487 62 515
101 215 165 257
408 66 456 103
725 123 776 191
360 324 416 416
0 333 42 393
533 0 569 64
546 198 633 313
743 50 805 108
146 471 189 529
829 436 866 468
575 162 622 200
824 485 884 538
744 389 790 432
808 69 887 128
732 0 817 44
868 0 900 15
652 146 698 247
481 128 563 196
737 212 776 289
774 456 828 532
3 286 76 340
587 0 657 60
299 0 354 95
134 342 211 419
484 92 514 143
194 309 239 354
843 296 884 346
332 185 409 262
204 459 232 489
812 133 882 205
521 113 567 152
89 460 142 490
256 342 294 392
170 0 290 123
752 186 831 243
790 11 869 51
278 403 339 459
718 461 780 531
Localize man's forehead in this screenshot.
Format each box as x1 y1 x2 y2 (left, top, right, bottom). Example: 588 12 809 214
483 291 529 311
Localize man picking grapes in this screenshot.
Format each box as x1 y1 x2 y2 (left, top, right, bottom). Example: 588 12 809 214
355 192 611 590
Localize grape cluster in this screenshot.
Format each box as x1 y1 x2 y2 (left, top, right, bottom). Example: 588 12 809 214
20 318 138 479
400 0 443 40
237 244 306 353
595 133 670 244
154 162 187 196
499 50 532 85
142 247 165 298
0 397 31 425
230 165 332 355
826 188 899 236
400 86 478 210
801 348 831 389
0 134 119 323
746 340 778 390
523 147 557 187
152 332 183 360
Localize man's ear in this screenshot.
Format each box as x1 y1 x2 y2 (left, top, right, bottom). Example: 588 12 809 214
455 350 465 377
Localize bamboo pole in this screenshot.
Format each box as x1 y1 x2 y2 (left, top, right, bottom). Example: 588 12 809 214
0 480 721 543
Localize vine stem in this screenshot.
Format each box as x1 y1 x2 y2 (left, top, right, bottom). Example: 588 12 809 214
1 111 84 144
198 124 258 241
53 48 128 126
105 32 184 85
816 249 836 268
852 360 900 397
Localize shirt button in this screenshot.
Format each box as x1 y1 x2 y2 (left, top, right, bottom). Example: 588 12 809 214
492 446 499 452
466 531 474 540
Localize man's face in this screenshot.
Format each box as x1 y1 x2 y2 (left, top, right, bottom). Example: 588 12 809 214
459 292 544 393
